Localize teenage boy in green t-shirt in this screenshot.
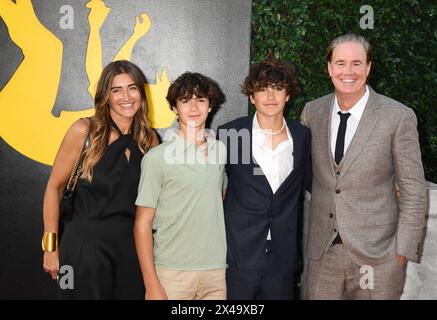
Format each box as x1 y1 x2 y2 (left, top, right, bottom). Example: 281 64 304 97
134 72 227 300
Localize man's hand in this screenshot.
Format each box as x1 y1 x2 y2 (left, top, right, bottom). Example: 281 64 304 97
145 283 168 300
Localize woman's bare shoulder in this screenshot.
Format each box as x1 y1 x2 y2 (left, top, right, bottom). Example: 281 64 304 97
63 118 91 147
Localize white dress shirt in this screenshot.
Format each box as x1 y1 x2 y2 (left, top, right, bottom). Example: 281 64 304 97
330 85 369 159
252 113 294 240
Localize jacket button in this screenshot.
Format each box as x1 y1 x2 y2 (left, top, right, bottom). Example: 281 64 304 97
333 229 337 233
329 213 334 218
336 171 340 175
335 189 340 194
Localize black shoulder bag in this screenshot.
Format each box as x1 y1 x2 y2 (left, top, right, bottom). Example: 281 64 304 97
59 125 90 238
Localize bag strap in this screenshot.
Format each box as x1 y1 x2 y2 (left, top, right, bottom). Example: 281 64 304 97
65 119 91 191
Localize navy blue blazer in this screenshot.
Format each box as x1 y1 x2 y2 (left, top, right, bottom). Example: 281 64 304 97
217 115 311 273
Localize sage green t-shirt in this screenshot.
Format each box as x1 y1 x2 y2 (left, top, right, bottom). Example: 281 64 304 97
135 130 227 270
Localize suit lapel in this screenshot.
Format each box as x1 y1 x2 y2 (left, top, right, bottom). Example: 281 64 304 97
287 118 299 171
322 95 337 178
274 119 303 194
338 88 381 179
243 114 273 193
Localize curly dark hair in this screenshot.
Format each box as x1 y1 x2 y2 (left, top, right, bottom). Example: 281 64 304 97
242 58 301 99
166 72 225 110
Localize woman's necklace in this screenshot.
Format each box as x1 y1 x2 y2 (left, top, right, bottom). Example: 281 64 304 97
258 120 285 135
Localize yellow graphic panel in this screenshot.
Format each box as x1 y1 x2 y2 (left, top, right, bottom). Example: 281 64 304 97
0 0 93 166
146 68 175 128
0 0 174 166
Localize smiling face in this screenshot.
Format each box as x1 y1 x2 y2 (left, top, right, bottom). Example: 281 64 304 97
250 86 290 118
108 73 141 122
173 94 211 130
328 41 371 103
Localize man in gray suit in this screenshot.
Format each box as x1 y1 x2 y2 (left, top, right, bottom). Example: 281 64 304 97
301 33 427 299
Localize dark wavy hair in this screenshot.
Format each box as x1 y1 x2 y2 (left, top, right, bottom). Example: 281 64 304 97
82 60 153 181
166 72 225 110
242 58 301 99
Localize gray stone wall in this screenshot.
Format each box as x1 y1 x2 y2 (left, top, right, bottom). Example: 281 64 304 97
401 182 437 299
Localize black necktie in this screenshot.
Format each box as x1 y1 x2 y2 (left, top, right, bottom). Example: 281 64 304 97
334 111 351 165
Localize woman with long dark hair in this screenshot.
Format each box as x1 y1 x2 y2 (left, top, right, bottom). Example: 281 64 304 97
42 60 159 299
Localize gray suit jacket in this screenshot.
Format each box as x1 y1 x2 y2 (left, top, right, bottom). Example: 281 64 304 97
301 87 427 266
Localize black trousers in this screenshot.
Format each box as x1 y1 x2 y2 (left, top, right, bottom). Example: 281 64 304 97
226 247 295 300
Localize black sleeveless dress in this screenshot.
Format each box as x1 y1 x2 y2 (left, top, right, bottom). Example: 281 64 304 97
58 118 145 299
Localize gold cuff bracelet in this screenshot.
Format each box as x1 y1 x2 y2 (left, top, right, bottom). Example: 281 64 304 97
42 232 57 252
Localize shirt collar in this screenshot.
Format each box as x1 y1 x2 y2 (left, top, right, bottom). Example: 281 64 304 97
252 112 292 146
333 85 369 120
164 128 217 152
